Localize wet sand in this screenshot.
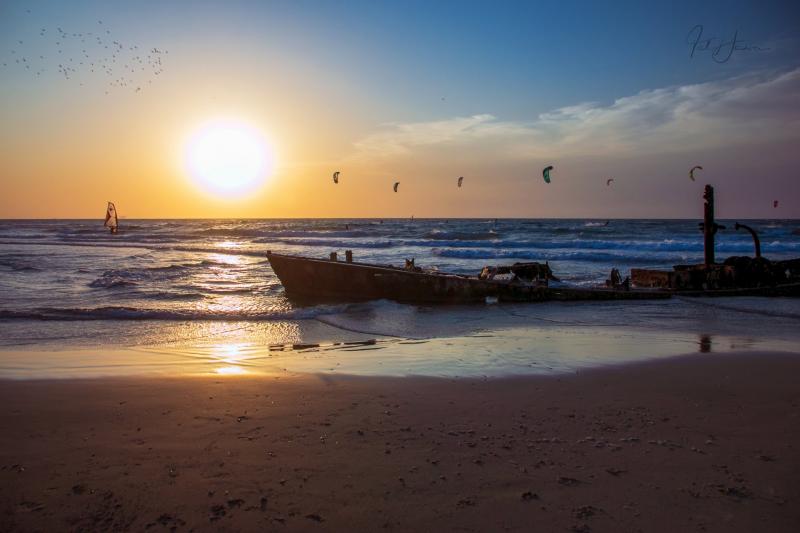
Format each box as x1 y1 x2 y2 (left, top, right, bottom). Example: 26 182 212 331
2 352 799 532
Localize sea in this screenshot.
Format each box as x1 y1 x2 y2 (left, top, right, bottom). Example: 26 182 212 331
1 218 799 378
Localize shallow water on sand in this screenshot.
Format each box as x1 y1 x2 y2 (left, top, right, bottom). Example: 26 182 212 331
1 297 798 379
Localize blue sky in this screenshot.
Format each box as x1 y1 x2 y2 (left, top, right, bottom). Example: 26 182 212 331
4 0 797 116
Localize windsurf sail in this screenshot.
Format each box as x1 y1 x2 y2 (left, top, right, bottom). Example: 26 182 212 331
104 202 118 231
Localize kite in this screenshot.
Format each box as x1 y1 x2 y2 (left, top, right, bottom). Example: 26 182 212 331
774 200 779 208
458 176 464 188
689 165 702 181
606 178 614 186
542 165 553 184
393 181 399 193
332 171 340 184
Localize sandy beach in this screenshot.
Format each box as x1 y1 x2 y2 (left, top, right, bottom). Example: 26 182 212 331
3 1 800 531
2 351 799 532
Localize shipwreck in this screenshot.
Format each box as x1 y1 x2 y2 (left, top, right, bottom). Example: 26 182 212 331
631 185 800 296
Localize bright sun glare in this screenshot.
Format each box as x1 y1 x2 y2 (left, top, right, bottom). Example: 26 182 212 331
185 120 273 197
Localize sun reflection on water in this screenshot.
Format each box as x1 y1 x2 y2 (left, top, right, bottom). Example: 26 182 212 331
192 249 261 316
206 295 251 314
210 248 245 265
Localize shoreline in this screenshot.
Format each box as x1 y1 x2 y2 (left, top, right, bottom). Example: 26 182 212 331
2 319 799 380
2 351 800 531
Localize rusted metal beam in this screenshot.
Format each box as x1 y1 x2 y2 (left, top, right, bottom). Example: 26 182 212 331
734 223 761 258
700 185 725 266
703 185 716 265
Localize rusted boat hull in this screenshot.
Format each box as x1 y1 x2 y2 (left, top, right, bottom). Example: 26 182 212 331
632 262 800 296
266 252 670 304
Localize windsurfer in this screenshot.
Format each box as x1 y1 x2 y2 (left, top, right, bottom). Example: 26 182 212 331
104 202 119 235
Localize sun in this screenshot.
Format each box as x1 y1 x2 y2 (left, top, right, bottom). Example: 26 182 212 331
185 119 274 197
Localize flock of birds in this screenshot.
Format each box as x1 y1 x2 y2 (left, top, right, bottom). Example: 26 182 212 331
329 164 781 208
2 11 167 94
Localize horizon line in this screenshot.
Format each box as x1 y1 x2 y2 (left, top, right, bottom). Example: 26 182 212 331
1 217 797 221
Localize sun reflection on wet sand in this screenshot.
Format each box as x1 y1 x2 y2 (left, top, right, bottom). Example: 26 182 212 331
207 341 271 375
206 343 260 375
215 365 247 375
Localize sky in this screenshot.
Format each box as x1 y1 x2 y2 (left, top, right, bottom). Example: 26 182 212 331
1 0 798 218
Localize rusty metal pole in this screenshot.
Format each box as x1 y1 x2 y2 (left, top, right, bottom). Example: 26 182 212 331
703 185 715 266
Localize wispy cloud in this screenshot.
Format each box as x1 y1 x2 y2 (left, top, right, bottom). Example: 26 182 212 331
352 68 800 160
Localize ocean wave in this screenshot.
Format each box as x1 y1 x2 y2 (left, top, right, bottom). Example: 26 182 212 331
198 287 258 295
425 230 499 241
259 230 374 240
268 238 395 249
3 232 797 257
411 238 800 254
155 245 268 258
200 227 372 239
139 291 207 301
0 260 41 272
88 276 138 288
89 267 175 288
197 227 274 238
254 235 800 255
430 248 687 264
88 258 246 289
0 303 351 322
0 238 273 258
